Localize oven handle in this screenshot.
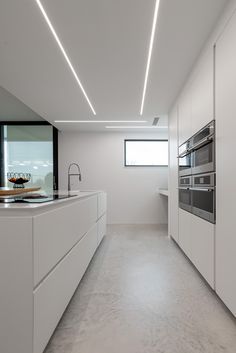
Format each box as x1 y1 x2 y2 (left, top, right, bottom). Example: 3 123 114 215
189 134 214 152
178 187 191 190
189 187 214 192
177 150 191 158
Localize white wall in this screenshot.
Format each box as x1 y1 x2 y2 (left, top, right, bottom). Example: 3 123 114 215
58 131 168 225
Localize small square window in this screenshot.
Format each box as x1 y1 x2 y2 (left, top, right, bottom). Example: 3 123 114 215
124 139 168 167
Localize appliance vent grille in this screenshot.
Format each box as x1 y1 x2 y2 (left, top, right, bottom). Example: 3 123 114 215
152 117 160 126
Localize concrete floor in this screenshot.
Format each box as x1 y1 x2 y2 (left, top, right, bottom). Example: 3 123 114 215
45 225 236 353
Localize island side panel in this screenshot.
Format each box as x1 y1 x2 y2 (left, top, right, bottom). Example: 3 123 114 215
0 216 33 353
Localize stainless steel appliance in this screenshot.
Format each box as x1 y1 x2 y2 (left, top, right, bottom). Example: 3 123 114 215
179 176 192 212
178 173 215 223
191 120 215 175
178 140 192 176
190 173 215 223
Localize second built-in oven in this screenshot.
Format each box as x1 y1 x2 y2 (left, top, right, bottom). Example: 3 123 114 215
179 176 192 213
179 173 216 223
190 173 215 223
191 120 215 175
178 140 192 176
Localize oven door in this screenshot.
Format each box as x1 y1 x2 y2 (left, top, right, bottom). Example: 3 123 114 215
190 187 215 223
179 187 192 213
178 152 192 176
192 139 215 175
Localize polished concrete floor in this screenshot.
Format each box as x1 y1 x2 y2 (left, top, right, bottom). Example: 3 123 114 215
45 225 236 353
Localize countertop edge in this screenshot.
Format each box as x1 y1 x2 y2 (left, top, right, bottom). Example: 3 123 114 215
0 190 104 217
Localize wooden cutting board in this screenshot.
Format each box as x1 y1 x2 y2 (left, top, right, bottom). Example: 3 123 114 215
0 187 41 196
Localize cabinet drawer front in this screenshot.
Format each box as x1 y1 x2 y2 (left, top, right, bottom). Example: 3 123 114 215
34 196 97 286
97 213 106 245
179 209 214 288
33 223 98 353
98 192 107 219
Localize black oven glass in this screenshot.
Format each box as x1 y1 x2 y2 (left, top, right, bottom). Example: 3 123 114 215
194 142 213 167
191 189 214 213
179 153 192 173
179 189 191 207
194 175 211 185
192 127 211 145
179 176 191 186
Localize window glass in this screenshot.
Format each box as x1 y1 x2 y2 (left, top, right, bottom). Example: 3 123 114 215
125 140 168 166
3 125 54 192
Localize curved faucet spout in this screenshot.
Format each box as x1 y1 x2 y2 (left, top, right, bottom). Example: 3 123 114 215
68 163 82 191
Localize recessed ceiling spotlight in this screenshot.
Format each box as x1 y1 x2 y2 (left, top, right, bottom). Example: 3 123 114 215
105 126 168 129
54 120 147 123
140 0 160 115
35 0 96 115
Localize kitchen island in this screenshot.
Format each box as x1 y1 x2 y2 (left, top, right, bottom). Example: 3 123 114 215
0 190 107 353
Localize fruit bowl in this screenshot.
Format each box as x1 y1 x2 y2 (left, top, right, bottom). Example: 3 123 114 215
7 172 31 188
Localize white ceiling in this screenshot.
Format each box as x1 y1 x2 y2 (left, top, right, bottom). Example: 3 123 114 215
0 0 227 131
0 86 43 122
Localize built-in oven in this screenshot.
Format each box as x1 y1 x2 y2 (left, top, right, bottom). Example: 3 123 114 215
178 140 192 176
179 176 192 213
191 120 215 175
190 173 215 223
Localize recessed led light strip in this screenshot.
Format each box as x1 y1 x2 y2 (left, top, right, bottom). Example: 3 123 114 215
35 0 96 115
140 0 160 115
105 126 167 129
54 120 147 123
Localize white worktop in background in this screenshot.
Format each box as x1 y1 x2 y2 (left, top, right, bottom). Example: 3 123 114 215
158 189 169 197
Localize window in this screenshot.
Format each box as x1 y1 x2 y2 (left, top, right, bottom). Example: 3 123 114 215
124 139 168 166
0 122 58 191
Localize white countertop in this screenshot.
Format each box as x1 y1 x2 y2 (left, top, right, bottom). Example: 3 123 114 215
158 188 169 197
0 190 102 216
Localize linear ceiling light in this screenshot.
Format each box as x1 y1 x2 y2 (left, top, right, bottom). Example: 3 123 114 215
35 0 96 115
54 120 147 123
140 0 160 115
105 126 167 129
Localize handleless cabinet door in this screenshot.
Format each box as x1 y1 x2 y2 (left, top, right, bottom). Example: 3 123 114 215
168 106 179 243
33 196 97 286
98 192 107 219
34 223 98 353
191 48 214 135
179 209 214 288
178 83 192 145
215 11 236 316
97 213 107 245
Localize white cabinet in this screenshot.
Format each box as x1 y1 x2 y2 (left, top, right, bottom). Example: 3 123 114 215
191 48 214 135
34 223 98 353
168 106 179 243
178 47 214 145
179 209 215 288
0 191 107 353
178 83 192 145
97 213 107 245
215 11 236 316
0 218 33 353
34 195 97 285
190 215 214 288
98 192 107 219
179 209 193 259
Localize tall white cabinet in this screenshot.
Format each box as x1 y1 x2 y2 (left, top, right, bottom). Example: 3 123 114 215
168 106 179 242
178 48 214 146
168 0 236 317
215 11 236 316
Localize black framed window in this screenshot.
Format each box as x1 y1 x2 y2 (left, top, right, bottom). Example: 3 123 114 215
0 121 58 190
124 139 168 167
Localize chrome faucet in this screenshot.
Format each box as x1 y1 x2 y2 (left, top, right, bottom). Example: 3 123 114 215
68 163 82 192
